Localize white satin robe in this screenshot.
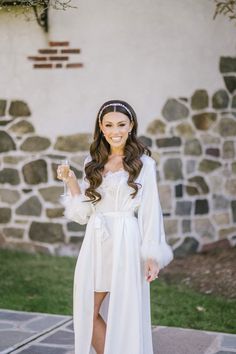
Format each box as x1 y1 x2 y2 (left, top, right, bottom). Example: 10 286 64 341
60 154 173 354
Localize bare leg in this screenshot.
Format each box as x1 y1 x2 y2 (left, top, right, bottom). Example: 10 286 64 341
92 291 108 354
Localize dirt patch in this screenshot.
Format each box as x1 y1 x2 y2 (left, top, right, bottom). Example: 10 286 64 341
161 247 236 299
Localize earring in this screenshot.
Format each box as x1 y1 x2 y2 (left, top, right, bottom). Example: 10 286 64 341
128 131 132 135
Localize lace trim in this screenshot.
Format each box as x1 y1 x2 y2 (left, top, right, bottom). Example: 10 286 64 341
102 169 127 178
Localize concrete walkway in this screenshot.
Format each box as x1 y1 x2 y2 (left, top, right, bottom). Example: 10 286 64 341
0 309 235 354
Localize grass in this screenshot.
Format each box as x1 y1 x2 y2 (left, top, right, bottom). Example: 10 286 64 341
0 249 235 334
151 278 236 334
0 248 75 314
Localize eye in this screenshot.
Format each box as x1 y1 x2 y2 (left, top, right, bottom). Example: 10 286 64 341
105 124 126 127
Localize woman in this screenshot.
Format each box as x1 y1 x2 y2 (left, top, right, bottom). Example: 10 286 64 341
57 99 174 354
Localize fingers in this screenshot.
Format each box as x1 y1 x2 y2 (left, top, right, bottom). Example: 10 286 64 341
57 165 70 181
146 271 159 283
145 263 160 283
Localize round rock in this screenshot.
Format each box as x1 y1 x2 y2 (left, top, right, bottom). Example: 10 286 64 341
192 113 217 130
16 196 42 216
212 89 229 109
8 100 31 117
9 120 35 134
20 136 51 151
191 89 208 110
54 133 92 152
22 160 47 184
162 99 189 121
0 168 20 185
29 221 64 243
0 131 16 152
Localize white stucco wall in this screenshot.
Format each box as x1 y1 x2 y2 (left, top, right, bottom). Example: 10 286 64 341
0 0 235 139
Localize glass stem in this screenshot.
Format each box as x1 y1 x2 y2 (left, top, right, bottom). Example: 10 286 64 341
63 180 67 196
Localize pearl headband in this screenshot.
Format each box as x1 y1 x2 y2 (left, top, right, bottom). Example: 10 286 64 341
98 103 133 123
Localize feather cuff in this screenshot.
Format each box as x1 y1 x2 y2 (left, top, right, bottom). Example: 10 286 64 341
60 194 92 225
140 240 174 269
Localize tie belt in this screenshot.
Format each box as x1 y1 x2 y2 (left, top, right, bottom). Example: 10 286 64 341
93 210 135 241
94 210 135 234
92 211 136 288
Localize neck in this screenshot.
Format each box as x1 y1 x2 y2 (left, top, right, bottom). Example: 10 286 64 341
110 147 125 156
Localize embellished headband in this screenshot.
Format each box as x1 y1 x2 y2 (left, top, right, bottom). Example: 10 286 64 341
98 103 133 123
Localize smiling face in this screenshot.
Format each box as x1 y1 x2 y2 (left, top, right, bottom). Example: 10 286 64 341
99 112 134 152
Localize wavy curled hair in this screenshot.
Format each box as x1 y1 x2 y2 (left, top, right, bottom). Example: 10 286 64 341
84 99 151 204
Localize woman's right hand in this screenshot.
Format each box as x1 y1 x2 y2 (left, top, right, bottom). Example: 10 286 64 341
57 165 76 183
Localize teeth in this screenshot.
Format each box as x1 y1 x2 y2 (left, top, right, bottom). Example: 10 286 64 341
111 137 122 141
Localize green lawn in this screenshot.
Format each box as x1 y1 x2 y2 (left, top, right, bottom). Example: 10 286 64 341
0 249 235 334
151 279 235 334
0 249 75 314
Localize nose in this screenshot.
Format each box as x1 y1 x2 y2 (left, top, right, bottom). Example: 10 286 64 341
112 126 122 134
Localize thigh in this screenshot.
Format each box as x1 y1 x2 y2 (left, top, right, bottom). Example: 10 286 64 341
94 292 108 316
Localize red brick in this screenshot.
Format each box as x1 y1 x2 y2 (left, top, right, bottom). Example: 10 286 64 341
28 56 47 61
61 49 81 54
49 56 69 61
39 49 57 54
49 41 69 47
66 63 84 68
34 64 53 69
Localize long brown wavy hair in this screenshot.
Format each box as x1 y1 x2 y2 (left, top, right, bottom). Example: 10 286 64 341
84 99 151 204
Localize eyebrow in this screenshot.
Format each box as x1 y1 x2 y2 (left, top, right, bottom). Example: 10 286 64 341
104 120 127 124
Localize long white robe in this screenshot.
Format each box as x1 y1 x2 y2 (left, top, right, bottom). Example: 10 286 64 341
60 154 174 354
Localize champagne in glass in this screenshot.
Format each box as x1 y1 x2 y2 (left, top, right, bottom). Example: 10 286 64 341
60 159 70 197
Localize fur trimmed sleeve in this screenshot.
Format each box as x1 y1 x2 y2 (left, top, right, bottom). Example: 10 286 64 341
138 158 174 269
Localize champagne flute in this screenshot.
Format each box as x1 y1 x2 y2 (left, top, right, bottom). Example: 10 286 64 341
59 159 70 197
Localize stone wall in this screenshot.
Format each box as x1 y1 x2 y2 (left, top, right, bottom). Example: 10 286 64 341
140 56 236 257
0 99 92 256
0 56 236 258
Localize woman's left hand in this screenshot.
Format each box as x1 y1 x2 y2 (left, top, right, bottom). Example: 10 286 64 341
144 259 160 283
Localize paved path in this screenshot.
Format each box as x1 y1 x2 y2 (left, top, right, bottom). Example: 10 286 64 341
0 309 235 354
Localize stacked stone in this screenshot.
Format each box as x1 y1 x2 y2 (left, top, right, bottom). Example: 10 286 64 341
0 56 236 258
0 99 93 256
141 56 236 257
